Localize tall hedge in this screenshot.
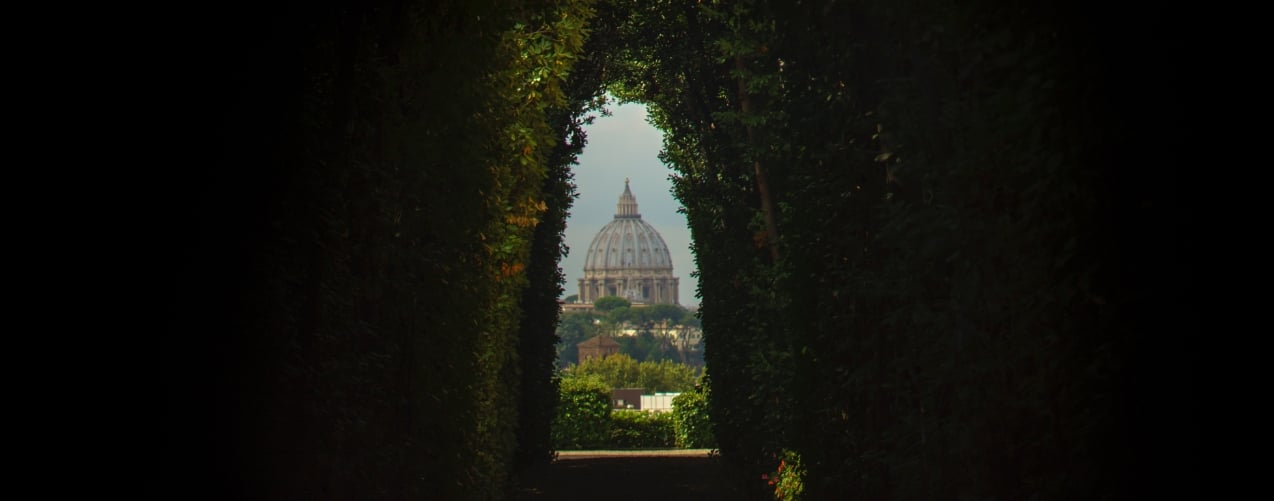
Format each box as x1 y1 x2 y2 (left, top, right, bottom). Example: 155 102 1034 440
598 0 1185 498
171 0 597 498
170 0 1186 498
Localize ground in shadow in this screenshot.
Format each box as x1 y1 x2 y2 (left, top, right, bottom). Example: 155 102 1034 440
514 454 743 500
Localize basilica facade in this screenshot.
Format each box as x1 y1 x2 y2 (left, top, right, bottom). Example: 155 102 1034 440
577 180 680 305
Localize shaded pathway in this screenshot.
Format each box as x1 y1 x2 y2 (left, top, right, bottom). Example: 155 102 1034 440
514 450 742 500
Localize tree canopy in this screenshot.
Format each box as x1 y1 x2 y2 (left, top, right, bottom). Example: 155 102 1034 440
591 295 631 312
556 302 700 366
569 353 696 394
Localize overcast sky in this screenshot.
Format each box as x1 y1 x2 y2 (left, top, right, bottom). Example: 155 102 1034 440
560 102 699 309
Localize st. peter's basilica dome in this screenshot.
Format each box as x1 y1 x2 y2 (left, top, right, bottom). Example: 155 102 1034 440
578 179 679 305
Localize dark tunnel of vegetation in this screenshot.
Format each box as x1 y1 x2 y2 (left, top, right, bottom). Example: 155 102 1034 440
167 0 1188 499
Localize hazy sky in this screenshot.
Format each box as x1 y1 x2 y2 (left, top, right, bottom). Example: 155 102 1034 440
560 102 699 309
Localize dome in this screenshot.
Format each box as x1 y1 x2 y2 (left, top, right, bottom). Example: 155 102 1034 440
578 179 679 305
583 180 674 271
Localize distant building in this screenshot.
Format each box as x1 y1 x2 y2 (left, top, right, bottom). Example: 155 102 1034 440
640 392 681 413
612 388 644 409
609 389 682 412
578 179 680 305
576 335 621 362
560 302 596 314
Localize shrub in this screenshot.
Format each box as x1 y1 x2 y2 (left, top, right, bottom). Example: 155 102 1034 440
551 375 612 449
609 410 676 448
672 390 716 448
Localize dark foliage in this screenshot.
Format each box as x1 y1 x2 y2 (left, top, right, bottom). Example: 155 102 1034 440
169 0 596 498
167 0 1188 498
600 0 1189 498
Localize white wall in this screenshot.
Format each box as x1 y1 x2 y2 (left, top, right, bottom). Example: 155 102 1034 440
639 392 681 412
